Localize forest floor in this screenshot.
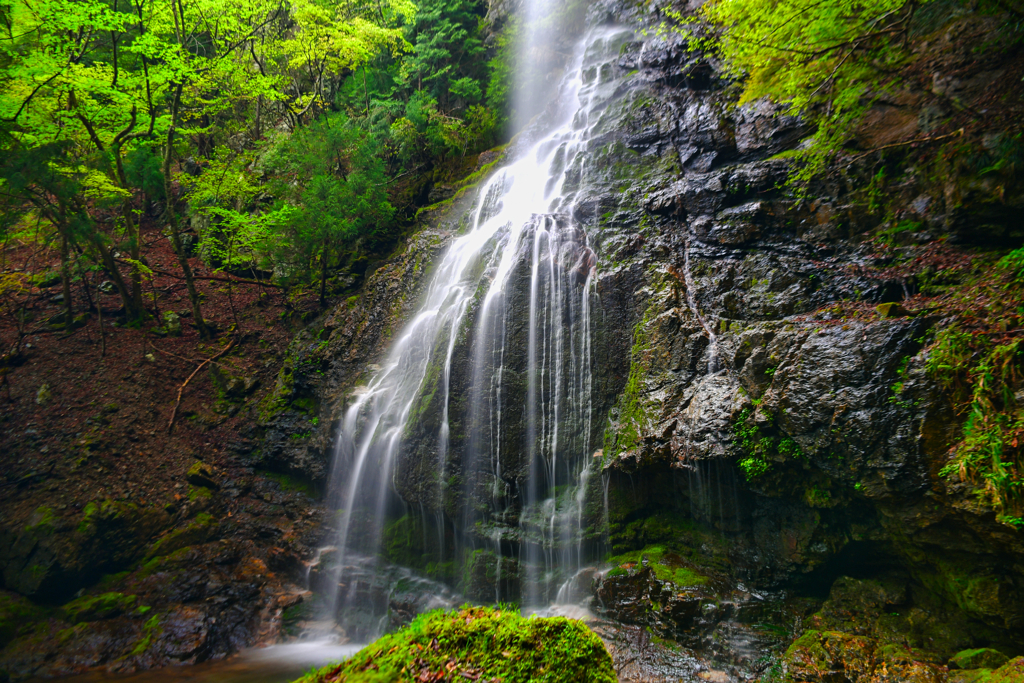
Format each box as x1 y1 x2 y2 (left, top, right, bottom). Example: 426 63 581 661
0 215 322 534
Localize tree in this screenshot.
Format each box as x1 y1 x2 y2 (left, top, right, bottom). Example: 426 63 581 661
405 0 485 108
267 113 393 305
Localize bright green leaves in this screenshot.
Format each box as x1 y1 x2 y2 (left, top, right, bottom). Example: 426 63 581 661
279 0 414 112
930 326 1024 526
670 0 934 184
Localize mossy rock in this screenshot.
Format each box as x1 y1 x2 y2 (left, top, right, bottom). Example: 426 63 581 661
782 630 876 682
952 649 1013 671
145 513 217 559
949 658 1024 683
293 606 615 683
607 545 708 587
186 461 220 489
990 657 1024 682
61 591 138 624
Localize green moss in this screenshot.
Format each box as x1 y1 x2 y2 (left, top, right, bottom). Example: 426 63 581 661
187 485 212 502
606 545 708 587
56 623 89 645
24 506 56 533
0 591 46 648
604 311 655 463
61 592 138 624
950 648 1011 670
803 484 835 508
130 613 163 656
146 513 216 559
292 606 615 683
260 470 316 496
76 501 100 534
382 515 429 570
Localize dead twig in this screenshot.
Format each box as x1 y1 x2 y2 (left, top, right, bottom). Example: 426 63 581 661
167 337 237 433
835 128 965 173
148 338 198 364
115 259 280 288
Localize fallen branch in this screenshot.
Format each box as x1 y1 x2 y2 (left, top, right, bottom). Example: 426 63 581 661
836 128 965 171
148 338 199 365
114 259 280 288
167 337 237 433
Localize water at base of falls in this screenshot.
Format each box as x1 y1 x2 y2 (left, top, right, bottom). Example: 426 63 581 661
309 21 635 640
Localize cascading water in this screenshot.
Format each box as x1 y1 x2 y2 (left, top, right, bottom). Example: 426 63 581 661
319 11 634 638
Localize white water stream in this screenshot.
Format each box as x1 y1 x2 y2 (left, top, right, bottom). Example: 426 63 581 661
320 14 635 637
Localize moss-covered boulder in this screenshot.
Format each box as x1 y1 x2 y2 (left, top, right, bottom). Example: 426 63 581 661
948 657 1024 683
293 606 615 683
780 629 957 682
594 549 726 649
951 649 1012 671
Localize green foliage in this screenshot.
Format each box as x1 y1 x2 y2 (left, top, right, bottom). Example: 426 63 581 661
924 249 1024 525
0 0 510 315
732 408 804 481
124 147 166 202
668 0 934 184
930 327 1024 526
294 606 616 683
406 0 485 106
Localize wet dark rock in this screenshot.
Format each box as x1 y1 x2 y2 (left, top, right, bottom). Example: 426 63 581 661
595 563 727 650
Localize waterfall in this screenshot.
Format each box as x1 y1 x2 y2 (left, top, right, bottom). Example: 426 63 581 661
322 16 634 637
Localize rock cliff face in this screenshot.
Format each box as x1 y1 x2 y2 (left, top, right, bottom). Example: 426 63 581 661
269 0 1024 676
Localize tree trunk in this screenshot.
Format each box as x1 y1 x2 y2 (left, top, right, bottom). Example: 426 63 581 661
59 228 73 334
163 83 212 339
320 238 328 309
113 154 146 319
87 233 135 315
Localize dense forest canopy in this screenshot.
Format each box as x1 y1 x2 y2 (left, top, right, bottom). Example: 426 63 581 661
0 0 517 333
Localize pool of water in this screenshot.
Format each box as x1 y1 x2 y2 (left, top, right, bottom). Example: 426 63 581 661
39 642 365 683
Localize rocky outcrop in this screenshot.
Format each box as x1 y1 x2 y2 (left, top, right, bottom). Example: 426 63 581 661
0 463 322 680
582 0 1024 675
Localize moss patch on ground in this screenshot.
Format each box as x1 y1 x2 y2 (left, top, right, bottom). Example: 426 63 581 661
293 606 616 683
607 545 708 587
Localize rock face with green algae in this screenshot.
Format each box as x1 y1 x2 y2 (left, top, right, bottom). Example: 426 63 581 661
292 606 616 683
